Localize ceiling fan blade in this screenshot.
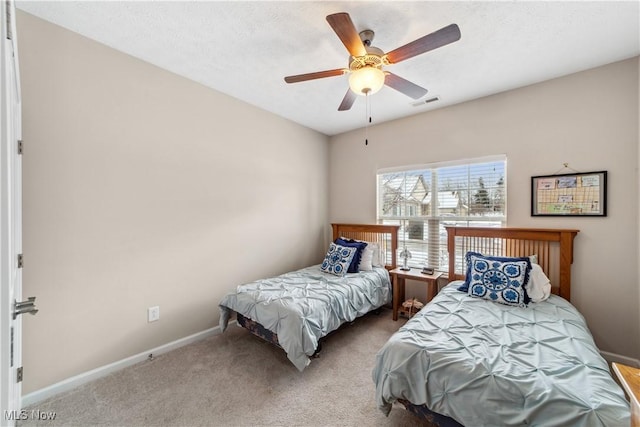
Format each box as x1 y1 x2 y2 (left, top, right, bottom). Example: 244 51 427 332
326 13 367 57
384 73 428 99
338 89 357 111
284 68 347 84
386 23 461 64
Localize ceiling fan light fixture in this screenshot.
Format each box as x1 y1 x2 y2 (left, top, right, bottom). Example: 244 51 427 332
348 67 385 96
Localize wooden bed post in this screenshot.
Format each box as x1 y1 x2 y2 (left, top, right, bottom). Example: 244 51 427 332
558 230 578 301
447 228 456 281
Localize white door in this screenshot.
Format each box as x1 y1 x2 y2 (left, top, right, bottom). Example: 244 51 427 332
1 0 26 425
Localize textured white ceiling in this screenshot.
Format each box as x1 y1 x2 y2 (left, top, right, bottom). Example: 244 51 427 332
16 1 640 136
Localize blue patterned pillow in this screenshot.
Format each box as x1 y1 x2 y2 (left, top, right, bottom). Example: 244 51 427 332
463 252 532 307
334 238 368 273
321 243 357 276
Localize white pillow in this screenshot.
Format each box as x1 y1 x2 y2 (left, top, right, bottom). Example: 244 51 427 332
373 243 385 267
358 244 374 271
341 237 383 270
526 263 551 302
369 243 385 268
358 242 383 270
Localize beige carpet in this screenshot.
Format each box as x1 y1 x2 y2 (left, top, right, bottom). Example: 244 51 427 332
21 308 433 427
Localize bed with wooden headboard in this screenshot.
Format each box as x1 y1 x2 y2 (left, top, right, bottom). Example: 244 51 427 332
331 223 398 270
373 226 630 427
219 223 398 371
446 226 579 300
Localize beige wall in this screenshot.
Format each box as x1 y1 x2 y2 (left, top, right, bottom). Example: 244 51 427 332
16 7 640 395
17 11 329 393
330 57 640 361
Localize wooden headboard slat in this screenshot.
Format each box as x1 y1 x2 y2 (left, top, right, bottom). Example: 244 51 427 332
446 227 579 301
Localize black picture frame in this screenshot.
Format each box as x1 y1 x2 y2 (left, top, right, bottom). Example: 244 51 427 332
531 171 607 216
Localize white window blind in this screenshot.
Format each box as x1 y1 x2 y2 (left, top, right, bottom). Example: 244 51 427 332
377 156 506 272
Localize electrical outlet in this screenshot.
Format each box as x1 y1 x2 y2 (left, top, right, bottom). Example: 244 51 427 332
147 306 160 322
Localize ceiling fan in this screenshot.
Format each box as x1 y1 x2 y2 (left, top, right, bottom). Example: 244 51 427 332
284 12 461 111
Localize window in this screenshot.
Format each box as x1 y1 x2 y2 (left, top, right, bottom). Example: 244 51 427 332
377 156 506 273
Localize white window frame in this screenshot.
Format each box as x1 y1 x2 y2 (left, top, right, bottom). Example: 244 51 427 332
377 155 507 272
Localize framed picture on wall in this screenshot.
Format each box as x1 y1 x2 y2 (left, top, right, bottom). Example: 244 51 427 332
531 171 607 216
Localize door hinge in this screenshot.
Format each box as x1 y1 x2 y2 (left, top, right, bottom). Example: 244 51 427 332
6 1 13 41
16 367 23 383
17 140 23 155
17 253 23 268
10 327 14 367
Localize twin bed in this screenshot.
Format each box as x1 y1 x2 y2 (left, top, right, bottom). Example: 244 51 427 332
219 224 630 426
219 223 399 371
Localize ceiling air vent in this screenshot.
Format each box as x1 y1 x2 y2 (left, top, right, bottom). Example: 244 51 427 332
411 96 440 107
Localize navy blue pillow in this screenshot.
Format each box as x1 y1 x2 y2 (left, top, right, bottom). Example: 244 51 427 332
334 238 368 273
458 251 478 292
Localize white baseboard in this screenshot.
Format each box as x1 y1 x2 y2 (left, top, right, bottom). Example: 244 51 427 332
22 322 235 407
601 351 640 368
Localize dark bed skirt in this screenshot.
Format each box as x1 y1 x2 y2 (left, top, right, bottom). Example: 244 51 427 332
236 313 282 348
398 399 463 427
235 308 383 358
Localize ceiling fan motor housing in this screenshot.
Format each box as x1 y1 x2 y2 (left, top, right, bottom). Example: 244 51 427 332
349 50 386 72
359 29 375 46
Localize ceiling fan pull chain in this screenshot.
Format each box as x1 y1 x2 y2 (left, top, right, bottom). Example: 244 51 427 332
365 92 370 145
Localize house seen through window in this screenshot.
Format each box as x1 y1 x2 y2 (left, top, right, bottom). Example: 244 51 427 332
377 156 506 273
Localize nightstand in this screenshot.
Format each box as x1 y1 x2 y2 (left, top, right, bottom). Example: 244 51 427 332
612 363 640 426
389 267 442 321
